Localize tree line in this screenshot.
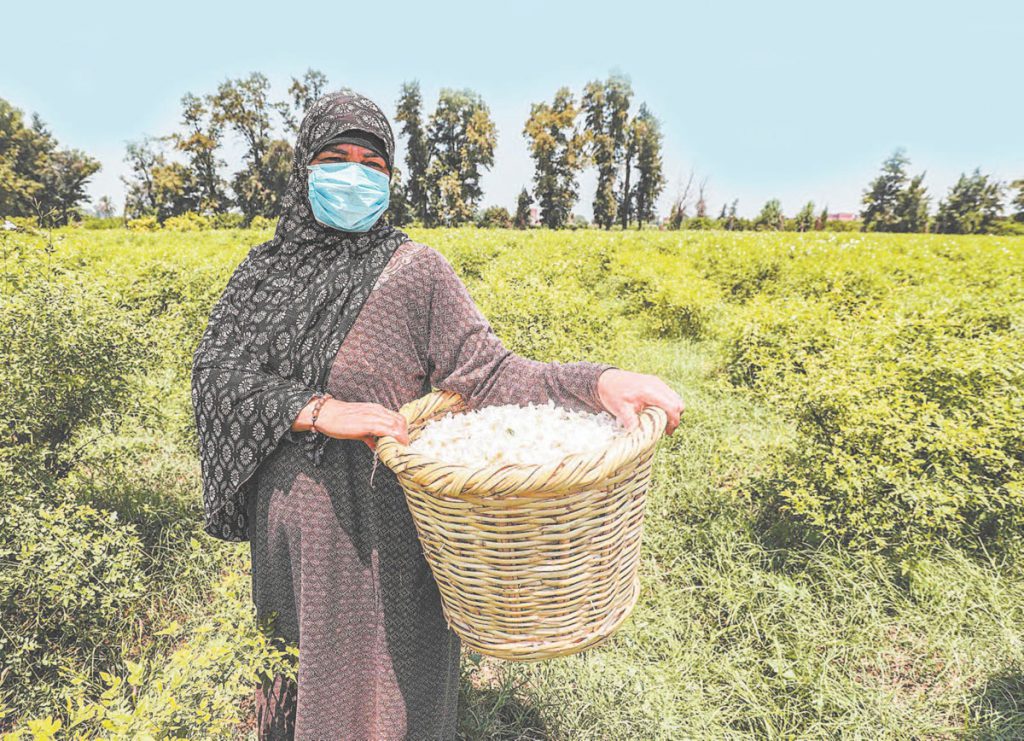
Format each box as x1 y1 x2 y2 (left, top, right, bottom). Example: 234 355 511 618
2 77 1022 232
2 70 667 230
668 149 1024 234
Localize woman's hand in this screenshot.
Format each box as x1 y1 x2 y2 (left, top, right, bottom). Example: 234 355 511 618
596 368 684 436
292 398 410 450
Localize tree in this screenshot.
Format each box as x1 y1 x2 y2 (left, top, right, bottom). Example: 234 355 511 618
423 88 496 226
0 98 54 216
861 149 909 231
95 195 116 219
934 169 1004 234
37 148 101 226
726 199 739 230
631 105 667 229
860 148 930 232
815 205 829 230
665 170 695 230
756 198 784 230
428 165 474 227
122 137 198 223
0 98 99 224
523 87 585 229
383 164 413 227
618 116 639 229
395 81 431 225
476 205 513 228
793 201 815 232
276 68 328 135
211 72 282 223
581 73 632 229
897 173 930 232
1011 179 1024 222
514 187 533 229
171 92 229 214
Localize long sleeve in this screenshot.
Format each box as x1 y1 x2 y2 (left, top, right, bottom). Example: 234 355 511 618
191 246 318 541
424 249 616 415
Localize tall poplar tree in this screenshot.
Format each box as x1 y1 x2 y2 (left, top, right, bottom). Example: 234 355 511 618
514 187 533 229
395 81 431 224
523 87 585 229
632 103 666 228
581 73 633 229
423 88 496 226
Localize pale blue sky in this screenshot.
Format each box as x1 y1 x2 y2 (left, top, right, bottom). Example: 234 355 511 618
3 0 1022 218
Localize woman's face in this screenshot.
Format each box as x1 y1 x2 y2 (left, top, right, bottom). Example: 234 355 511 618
309 142 390 177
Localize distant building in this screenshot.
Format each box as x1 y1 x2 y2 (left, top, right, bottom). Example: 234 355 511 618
828 212 857 222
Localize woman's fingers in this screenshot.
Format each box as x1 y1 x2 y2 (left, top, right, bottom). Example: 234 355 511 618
369 413 409 445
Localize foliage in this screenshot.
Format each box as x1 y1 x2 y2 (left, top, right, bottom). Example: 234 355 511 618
2 226 1023 738
755 198 785 230
792 201 816 232
0 251 149 473
475 205 512 229
421 88 497 227
0 98 101 226
395 81 431 224
718 234 1024 558
860 149 930 232
630 104 666 228
581 74 633 230
934 168 1005 234
523 88 585 229
0 492 147 716
514 187 532 229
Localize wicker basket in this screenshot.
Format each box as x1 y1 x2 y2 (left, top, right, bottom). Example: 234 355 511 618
374 389 667 661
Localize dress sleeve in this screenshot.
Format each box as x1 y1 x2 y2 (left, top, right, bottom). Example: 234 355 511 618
191 246 318 541
424 249 617 415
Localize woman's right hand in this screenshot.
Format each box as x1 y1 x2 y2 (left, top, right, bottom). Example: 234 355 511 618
293 398 410 450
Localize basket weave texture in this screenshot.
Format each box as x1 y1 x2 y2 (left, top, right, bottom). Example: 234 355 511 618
375 389 666 661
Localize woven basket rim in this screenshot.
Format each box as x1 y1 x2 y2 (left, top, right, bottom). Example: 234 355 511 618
374 389 667 498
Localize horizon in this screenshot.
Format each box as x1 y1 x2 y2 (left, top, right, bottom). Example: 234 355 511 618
3 0 1022 220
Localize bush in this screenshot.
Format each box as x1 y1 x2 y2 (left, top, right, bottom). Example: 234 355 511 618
0 270 149 473
76 216 123 230
475 271 620 363
0 492 148 717
721 236 1024 558
163 212 212 231
209 211 245 229
126 215 159 231
609 247 722 340
248 215 277 230
475 206 513 229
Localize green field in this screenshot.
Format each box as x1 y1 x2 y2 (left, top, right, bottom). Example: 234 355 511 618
2 227 1022 739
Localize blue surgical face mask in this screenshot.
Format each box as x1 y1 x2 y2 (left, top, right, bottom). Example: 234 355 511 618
306 161 390 233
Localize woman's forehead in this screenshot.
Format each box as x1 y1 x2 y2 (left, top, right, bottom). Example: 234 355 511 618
317 142 385 159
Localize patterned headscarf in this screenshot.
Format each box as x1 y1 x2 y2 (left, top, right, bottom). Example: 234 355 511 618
191 88 410 542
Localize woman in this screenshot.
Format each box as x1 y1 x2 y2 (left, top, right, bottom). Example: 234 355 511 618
191 88 684 740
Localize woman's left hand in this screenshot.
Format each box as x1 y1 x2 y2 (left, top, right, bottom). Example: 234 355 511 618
596 368 684 436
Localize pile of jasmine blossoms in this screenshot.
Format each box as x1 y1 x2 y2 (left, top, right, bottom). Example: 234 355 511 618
407 400 627 468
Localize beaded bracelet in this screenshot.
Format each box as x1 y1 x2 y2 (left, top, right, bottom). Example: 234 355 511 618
310 393 333 433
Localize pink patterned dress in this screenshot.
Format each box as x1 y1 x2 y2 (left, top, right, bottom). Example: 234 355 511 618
246 240 615 739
